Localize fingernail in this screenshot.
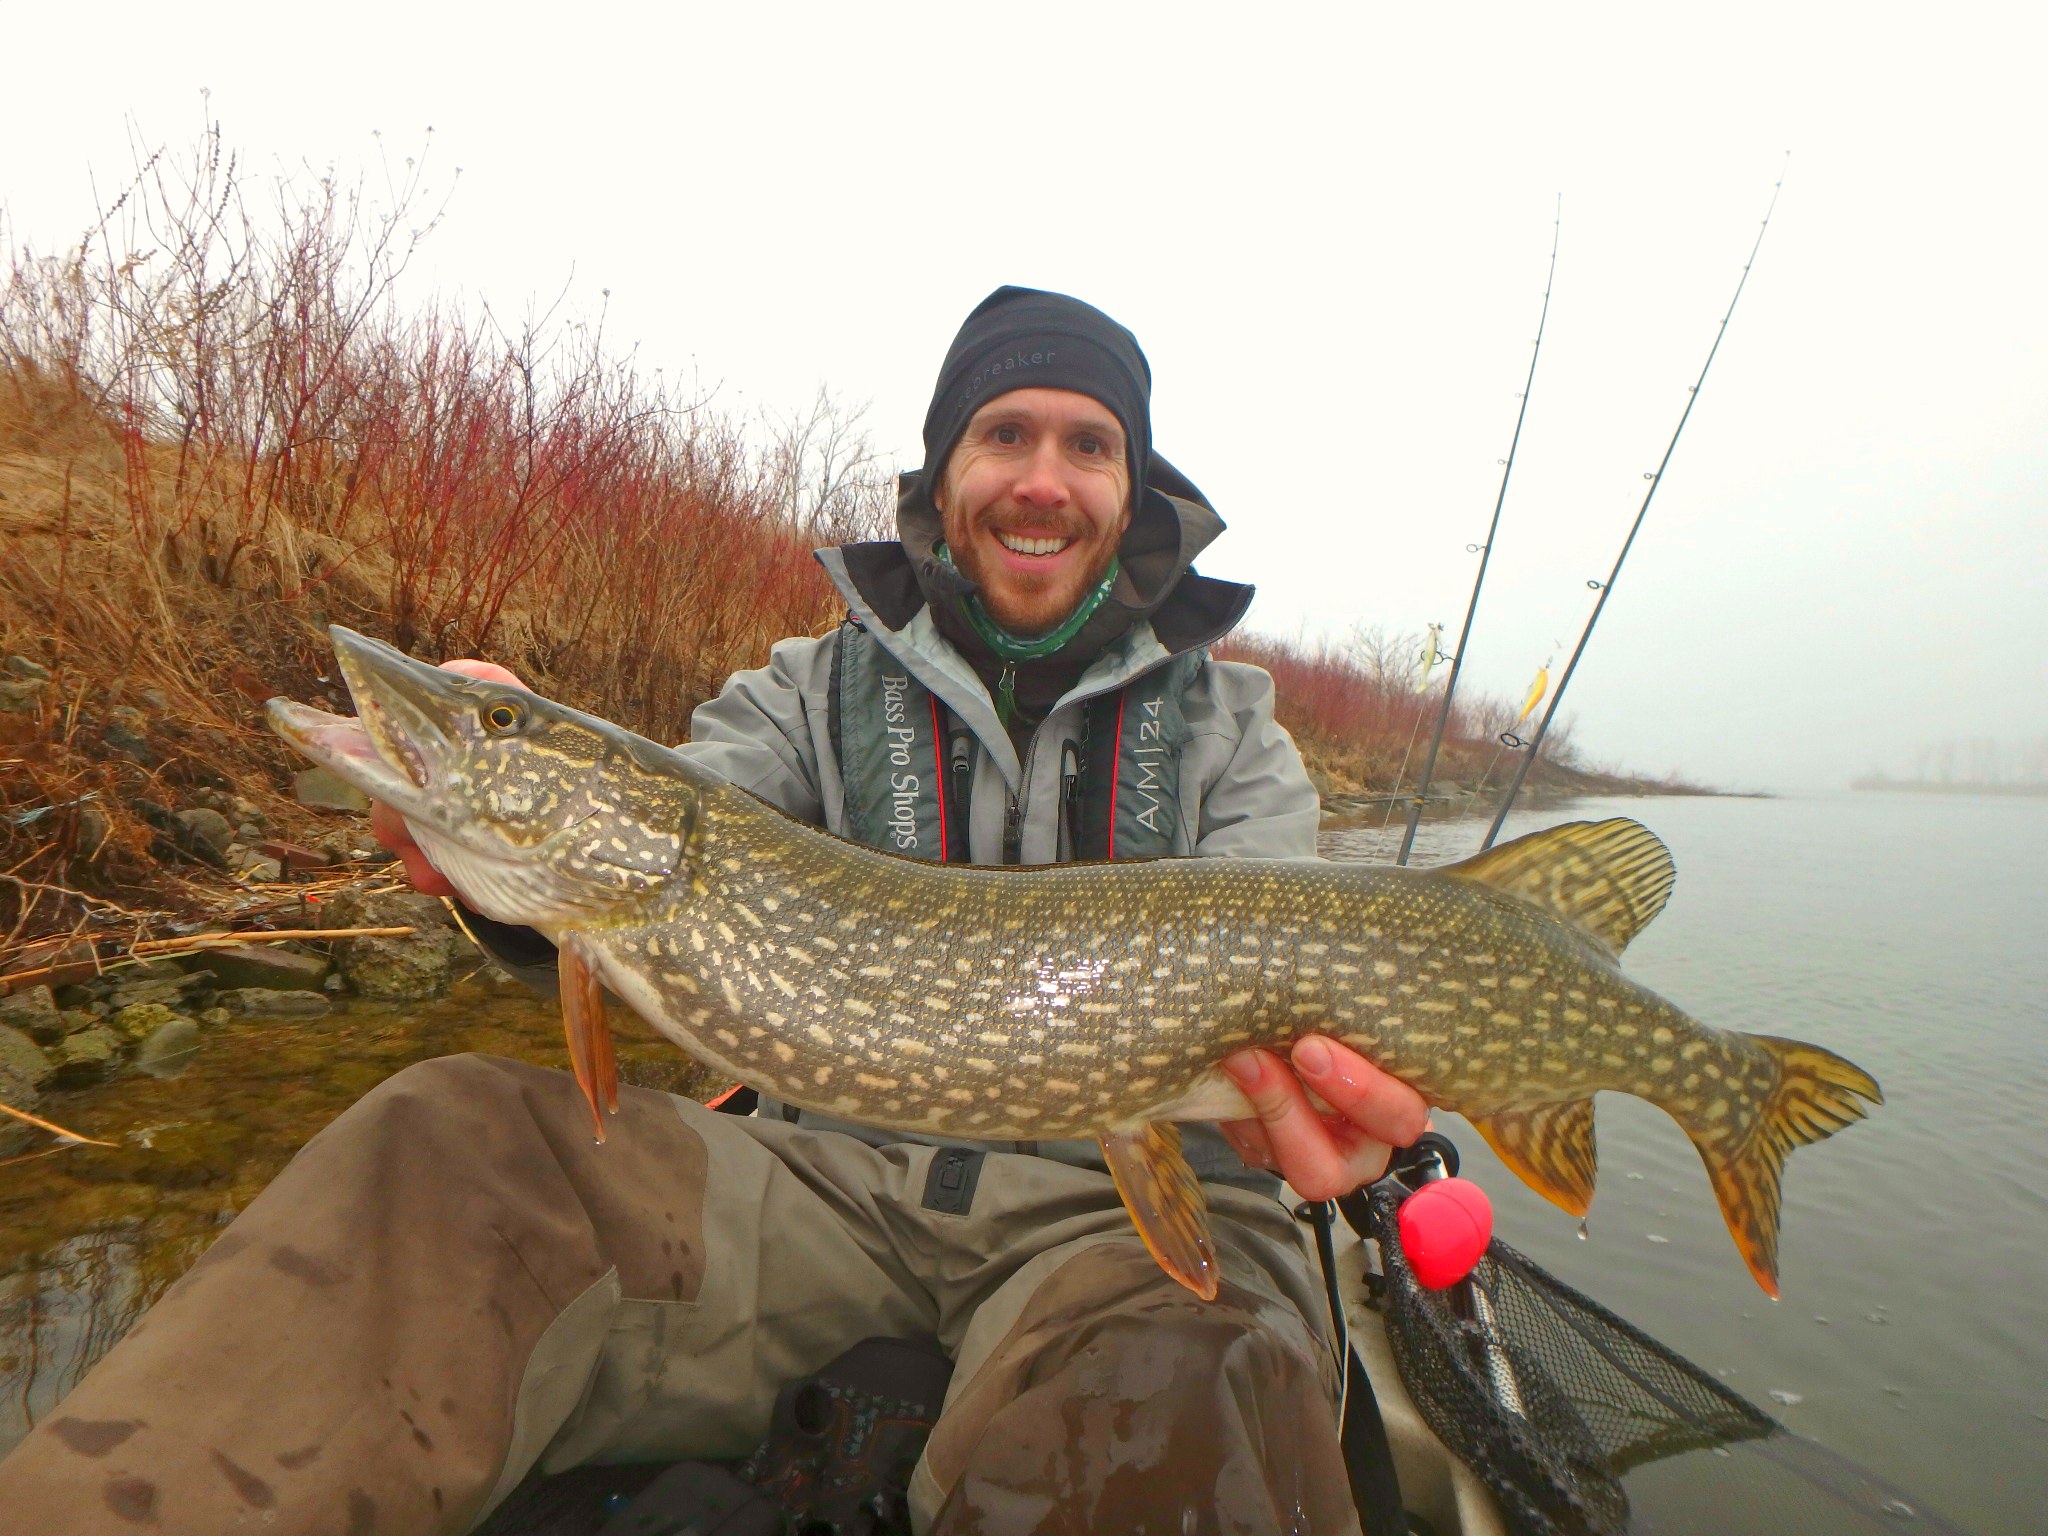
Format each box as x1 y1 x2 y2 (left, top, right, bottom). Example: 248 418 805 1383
1293 1037 1331 1076
1222 1053 1263 1089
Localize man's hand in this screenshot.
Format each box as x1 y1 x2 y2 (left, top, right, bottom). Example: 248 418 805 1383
1218 1037 1430 1200
367 659 527 898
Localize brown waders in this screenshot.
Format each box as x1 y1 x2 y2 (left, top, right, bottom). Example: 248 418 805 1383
0 1055 1360 1534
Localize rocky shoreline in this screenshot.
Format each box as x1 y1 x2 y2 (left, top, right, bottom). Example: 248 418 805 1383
0 883 484 1156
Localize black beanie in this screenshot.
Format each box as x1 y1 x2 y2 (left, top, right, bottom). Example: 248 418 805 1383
920 286 1152 496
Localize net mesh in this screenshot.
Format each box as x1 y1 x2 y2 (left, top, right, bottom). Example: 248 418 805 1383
1359 1185 1967 1536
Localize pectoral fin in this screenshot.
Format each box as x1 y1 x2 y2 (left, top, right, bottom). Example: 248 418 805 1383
1467 1097 1598 1216
1100 1122 1219 1301
559 930 619 1144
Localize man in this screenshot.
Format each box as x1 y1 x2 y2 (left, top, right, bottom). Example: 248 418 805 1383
0 287 1426 1533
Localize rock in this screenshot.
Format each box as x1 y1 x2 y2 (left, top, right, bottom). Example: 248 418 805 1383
52 982 99 1009
294 766 371 813
193 789 269 828
57 1008 106 1037
214 987 332 1019
102 706 155 766
105 973 209 1013
74 803 112 859
138 687 172 712
5 654 53 682
84 1117 251 1189
199 1006 232 1026
0 677 47 713
342 939 454 1001
0 1022 57 1090
175 807 236 856
318 886 473 1002
123 959 192 985
315 828 385 863
188 943 331 993
0 985 63 1043
134 1017 204 1077
0 1061 40 1157
225 846 284 882
52 1025 122 1086
111 1002 197 1042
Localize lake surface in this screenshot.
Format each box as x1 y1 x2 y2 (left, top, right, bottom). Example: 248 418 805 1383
3 791 2041 1531
1324 791 2047 1535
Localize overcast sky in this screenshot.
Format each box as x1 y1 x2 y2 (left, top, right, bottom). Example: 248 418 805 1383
5 3 2042 792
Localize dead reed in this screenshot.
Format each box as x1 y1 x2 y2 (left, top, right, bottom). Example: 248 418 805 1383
0 126 886 948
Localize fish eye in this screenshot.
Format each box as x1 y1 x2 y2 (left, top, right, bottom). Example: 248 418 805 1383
482 699 527 734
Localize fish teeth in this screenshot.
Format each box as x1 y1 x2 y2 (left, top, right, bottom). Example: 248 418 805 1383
995 530 1072 557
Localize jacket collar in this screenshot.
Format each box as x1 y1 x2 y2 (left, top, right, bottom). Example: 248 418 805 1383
817 546 1186 788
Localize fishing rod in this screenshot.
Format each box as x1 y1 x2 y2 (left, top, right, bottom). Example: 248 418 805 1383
1394 200 1562 868
1481 156 1790 852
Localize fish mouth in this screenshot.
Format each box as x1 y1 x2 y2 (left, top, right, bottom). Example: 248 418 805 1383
264 698 419 806
265 627 474 824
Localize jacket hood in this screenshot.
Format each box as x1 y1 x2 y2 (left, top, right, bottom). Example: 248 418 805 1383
836 452 1254 660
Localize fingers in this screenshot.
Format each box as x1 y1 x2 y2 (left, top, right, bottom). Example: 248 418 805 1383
439 658 527 690
1290 1036 1431 1149
369 797 455 897
1220 1038 1431 1200
1222 1048 1376 1199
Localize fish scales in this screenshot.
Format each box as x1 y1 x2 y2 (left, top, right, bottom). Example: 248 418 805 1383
591 802 1709 1142
269 626 1883 1298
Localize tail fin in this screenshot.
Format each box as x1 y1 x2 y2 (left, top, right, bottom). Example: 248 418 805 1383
1693 1036 1883 1297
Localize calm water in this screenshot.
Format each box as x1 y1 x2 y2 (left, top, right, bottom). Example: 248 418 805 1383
1325 792 2048 1535
3 792 2042 1531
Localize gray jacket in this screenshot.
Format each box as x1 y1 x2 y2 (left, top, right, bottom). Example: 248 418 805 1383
667 543 1319 1187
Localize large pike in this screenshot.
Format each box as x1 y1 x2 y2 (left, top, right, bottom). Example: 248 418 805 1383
270 627 1881 1299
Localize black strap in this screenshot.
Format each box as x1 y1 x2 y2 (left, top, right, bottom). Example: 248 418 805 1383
1306 1200 1409 1536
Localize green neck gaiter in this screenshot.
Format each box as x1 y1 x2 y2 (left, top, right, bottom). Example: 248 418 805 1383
935 544 1120 722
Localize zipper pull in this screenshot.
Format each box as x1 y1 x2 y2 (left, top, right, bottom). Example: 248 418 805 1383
1003 796 1023 865
1058 742 1081 863
994 664 1017 727
948 726 973 861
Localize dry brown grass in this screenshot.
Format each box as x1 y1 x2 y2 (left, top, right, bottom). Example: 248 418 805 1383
0 129 888 953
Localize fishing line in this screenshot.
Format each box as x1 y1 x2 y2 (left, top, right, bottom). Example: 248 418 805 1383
1481 155 1791 851
1394 199 1562 868
1374 631 1447 841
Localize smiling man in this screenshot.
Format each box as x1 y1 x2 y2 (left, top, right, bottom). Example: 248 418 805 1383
0 287 1425 1535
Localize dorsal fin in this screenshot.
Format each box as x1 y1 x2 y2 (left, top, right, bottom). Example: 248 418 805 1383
1443 818 1675 954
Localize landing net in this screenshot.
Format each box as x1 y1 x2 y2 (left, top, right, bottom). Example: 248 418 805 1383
1358 1184 1965 1535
